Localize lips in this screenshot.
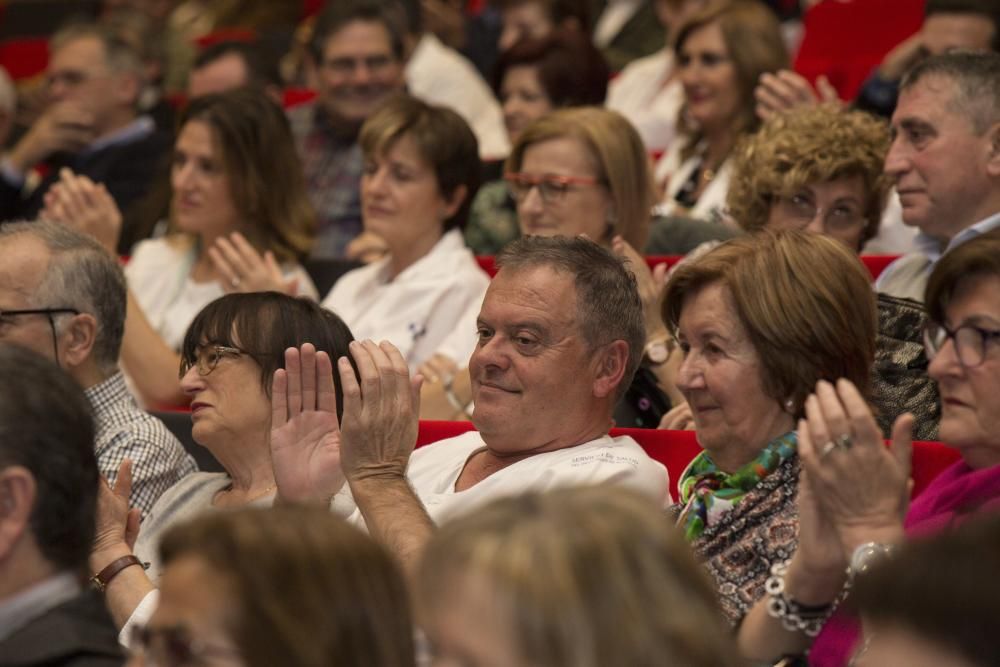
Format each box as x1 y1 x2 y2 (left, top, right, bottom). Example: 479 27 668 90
475 380 519 395
190 401 211 415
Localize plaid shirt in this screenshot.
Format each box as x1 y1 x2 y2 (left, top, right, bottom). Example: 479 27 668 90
87 373 198 518
287 103 364 259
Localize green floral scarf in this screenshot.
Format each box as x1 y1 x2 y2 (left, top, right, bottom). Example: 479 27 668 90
678 431 797 541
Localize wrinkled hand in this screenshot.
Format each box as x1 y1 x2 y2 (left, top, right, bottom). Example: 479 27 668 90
798 379 911 553
209 232 297 295
9 102 96 171
659 400 695 430
92 460 141 561
345 230 389 264
339 340 422 483
612 235 668 338
755 70 841 121
270 344 346 504
41 169 122 253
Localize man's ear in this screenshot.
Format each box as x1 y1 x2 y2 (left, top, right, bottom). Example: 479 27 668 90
0 467 35 561
60 313 98 370
113 70 142 110
304 52 321 91
591 339 629 399
987 121 1000 177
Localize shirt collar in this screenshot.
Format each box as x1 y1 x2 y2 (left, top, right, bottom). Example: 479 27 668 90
914 210 1000 265
0 572 81 642
83 116 155 156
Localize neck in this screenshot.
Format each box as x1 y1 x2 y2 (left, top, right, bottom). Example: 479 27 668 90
701 127 735 169
94 109 138 143
74 360 112 390
708 419 795 475
386 229 442 280
0 542 60 602
207 433 274 497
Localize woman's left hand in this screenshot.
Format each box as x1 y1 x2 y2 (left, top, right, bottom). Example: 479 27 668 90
798 379 911 553
209 232 298 295
90 459 141 571
41 168 122 253
611 235 669 338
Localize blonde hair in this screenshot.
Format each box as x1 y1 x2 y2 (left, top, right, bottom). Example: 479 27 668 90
727 105 891 247
662 230 876 417
505 107 653 249
418 486 737 667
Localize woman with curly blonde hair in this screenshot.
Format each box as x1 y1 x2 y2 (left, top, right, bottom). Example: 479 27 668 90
726 105 891 252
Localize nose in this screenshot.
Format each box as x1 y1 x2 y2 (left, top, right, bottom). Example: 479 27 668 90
803 212 825 235
517 183 545 218
363 165 389 197
928 335 962 383
883 135 910 179
470 332 511 375
675 350 705 394
351 61 373 87
180 363 205 396
172 162 196 192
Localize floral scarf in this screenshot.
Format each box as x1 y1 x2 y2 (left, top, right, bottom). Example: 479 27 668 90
678 431 798 541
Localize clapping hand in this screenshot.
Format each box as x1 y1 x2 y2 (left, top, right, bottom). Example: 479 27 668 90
754 70 841 122
41 168 122 253
209 232 298 295
90 459 141 571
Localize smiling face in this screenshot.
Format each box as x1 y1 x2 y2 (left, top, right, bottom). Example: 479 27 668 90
928 273 1000 469
677 21 740 134
515 137 612 241
469 265 604 454
885 76 995 242
766 175 870 251
500 65 553 145
171 120 242 241
675 281 794 471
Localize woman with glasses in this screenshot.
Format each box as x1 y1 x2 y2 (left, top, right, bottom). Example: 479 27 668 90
737 229 1000 665
653 0 788 225
88 291 357 643
130 506 414 667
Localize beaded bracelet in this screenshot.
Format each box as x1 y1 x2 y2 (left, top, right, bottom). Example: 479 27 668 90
764 560 846 637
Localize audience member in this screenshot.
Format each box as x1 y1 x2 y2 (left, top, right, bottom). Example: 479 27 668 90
136 506 414 667
0 345 123 666
0 221 195 517
187 40 283 101
737 229 1000 665
0 23 171 249
0 66 17 149
289 0 406 259
392 0 510 159
494 0 591 52
606 0 708 153
662 230 876 625
654 0 788 224
321 95 490 372
90 292 357 639
876 52 1000 302
275 236 669 574
465 31 610 254
418 486 738 667
43 89 318 407
591 0 668 72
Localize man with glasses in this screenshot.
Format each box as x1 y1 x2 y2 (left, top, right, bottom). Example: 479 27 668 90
287 0 406 259
0 345 123 666
0 222 195 517
0 24 170 253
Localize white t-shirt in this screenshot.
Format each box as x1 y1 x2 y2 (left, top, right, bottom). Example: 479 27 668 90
126 236 319 351
606 49 683 154
321 229 490 371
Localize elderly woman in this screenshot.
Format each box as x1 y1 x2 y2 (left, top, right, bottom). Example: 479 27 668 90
726 104 891 253
741 229 1000 665
42 88 318 406
88 292 355 638
133 506 414 667
320 94 490 373
466 29 610 254
654 0 788 224
418 486 738 667
661 230 877 626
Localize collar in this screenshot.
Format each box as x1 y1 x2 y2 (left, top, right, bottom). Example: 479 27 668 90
915 210 1000 264
83 116 155 156
84 370 130 409
373 228 468 284
0 572 81 643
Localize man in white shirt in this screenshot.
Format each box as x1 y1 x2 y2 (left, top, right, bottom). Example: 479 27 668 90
273 236 669 573
874 52 1000 302
0 345 122 665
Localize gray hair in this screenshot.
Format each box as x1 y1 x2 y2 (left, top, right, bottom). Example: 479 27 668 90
901 51 1000 134
0 222 126 374
51 22 145 84
0 66 15 115
495 236 645 401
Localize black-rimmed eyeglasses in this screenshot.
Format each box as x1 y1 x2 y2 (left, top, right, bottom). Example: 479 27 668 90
923 321 1000 368
0 308 80 364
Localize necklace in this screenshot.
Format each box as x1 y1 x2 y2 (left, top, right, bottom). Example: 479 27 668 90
218 482 277 506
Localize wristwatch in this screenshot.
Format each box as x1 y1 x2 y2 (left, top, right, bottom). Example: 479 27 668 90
644 337 673 365
849 541 897 580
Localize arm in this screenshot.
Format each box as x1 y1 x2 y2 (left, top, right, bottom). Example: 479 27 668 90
418 355 472 420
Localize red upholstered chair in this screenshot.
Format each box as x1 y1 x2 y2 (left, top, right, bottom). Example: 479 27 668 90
0 37 49 81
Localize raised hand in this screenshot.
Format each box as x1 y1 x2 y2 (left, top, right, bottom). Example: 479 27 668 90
659 401 695 430
270 343 345 504
41 168 122 253
8 102 96 171
338 340 422 483
755 70 841 122
209 232 296 295
612 235 669 339
90 459 141 571
798 379 911 553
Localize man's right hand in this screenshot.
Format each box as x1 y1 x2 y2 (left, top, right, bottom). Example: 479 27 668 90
7 102 96 173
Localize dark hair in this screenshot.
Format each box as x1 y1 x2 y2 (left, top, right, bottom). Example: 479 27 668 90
925 0 1000 51
193 40 282 90
926 228 1000 325
180 293 357 419
492 29 609 107
496 235 644 400
0 345 97 573
900 51 1000 134
310 0 406 63
494 0 592 32
178 89 315 262
853 513 1000 667
160 506 415 667
359 94 480 230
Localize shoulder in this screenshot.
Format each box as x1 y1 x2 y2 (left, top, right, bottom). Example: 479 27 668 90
127 236 191 270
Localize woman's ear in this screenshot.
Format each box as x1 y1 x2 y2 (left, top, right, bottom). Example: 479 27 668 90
442 184 469 221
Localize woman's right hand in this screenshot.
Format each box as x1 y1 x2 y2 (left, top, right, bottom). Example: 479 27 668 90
209 232 298 295
41 168 122 254
611 235 669 339
659 401 695 430
90 459 141 572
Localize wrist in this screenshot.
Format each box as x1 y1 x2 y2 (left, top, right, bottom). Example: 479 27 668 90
785 555 846 606
89 542 134 578
839 521 904 556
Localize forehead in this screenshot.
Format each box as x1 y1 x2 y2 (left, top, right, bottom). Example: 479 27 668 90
481 265 578 328
50 35 108 71
0 236 50 299
155 555 234 626
521 136 599 177
893 75 969 130
947 273 1000 323
504 2 552 25
681 21 727 52
323 20 396 59
923 12 997 53
677 281 744 334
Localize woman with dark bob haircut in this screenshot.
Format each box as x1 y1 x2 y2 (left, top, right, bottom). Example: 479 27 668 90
135 506 414 667
88 292 358 641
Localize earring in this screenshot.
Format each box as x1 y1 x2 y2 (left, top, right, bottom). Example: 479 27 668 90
784 398 795 413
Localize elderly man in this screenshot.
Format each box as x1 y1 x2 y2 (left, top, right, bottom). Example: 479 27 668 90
0 345 123 665
0 222 195 516
288 0 406 259
875 51 1000 302
0 24 170 252
272 235 669 572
